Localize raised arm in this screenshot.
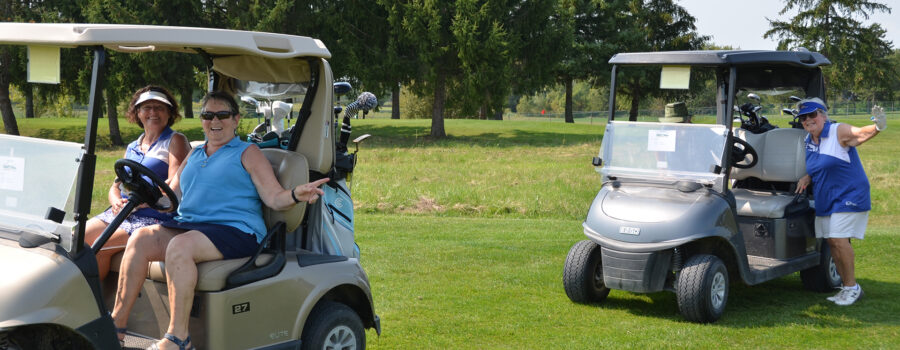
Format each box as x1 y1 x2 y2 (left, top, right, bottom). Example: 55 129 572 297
839 105 885 148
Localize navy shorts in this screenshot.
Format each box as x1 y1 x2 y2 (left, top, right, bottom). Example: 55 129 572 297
161 220 260 259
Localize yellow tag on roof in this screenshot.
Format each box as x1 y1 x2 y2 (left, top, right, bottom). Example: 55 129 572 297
27 45 61 84
660 65 690 90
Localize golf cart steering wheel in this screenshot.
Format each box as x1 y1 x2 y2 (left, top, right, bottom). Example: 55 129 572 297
114 159 178 212
731 137 758 169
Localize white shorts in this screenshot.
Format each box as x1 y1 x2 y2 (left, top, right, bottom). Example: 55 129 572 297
815 212 869 240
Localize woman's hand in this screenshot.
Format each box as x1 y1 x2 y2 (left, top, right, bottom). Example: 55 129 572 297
796 174 811 194
110 197 128 214
292 178 330 204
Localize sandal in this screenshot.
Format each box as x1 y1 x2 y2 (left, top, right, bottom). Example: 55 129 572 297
116 327 127 348
146 333 192 350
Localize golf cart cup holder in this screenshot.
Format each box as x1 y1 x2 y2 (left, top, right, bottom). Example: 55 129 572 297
114 159 178 212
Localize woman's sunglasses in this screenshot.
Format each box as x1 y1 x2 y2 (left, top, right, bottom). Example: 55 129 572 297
797 112 817 122
199 111 235 121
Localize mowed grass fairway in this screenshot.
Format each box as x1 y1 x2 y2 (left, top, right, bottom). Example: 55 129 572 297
12 115 900 349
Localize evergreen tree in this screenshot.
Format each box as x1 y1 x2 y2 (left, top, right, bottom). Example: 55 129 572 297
765 0 895 100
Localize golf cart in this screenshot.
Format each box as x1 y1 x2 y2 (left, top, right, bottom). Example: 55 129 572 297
0 23 378 349
563 50 841 323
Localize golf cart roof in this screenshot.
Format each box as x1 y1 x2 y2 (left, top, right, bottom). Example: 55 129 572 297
609 50 831 68
0 23 330 59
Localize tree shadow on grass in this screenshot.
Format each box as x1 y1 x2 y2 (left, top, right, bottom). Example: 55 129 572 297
585 277 900 328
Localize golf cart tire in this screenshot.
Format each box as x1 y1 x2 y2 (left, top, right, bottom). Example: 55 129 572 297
676 254 728 323
301 301 365 350
800 243 842 292
563 240 610 303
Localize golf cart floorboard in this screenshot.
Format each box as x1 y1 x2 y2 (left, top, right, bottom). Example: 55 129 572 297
745 254 819 285
747 255 790 270
123 332 160 349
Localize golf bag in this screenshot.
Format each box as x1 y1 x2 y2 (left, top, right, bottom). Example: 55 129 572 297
305 178 359 258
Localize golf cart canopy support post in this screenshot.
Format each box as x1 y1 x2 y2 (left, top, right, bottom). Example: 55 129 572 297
72 47 106 256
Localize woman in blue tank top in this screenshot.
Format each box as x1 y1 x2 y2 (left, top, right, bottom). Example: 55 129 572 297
795 98 886 306
84 86 190 281
109 91 329 349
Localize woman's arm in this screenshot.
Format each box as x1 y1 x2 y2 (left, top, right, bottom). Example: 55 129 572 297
166 132 191 182
241 145 328 210
838 123 879 148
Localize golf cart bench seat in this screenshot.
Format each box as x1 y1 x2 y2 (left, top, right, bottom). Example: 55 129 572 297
731 128 807 218
113 149 309 291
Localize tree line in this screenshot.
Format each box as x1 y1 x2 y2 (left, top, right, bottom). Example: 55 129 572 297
1 0 895 140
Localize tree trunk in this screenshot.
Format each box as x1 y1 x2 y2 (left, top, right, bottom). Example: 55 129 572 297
565 78 574 123
628 86 640 121
492 108 503 120
24 84 34 119
391 83 400 119
181 89 193 119
106 90 124 147
0 47 19 135
431 72 447 138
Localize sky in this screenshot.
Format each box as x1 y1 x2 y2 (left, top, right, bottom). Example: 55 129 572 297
676 0 900 50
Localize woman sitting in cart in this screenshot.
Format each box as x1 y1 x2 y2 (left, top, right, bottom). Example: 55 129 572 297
109 91 328 349
84 86 190 281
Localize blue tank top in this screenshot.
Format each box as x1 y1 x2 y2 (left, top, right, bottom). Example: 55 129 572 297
804 121 871 215
175 136 267 243
124 127 179 220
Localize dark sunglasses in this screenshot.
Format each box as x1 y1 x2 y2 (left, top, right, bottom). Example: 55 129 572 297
797 112 817 122
199 111 235 120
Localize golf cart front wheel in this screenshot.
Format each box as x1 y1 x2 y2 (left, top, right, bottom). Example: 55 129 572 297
301 301 365 350
800 242 842 292
676 254 728 323
563 240 610 303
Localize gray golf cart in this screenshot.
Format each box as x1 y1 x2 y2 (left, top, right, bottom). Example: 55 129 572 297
0 23 378 349
563 50 841 323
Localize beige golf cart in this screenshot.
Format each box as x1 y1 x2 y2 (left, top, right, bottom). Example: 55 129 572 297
0 23 378 349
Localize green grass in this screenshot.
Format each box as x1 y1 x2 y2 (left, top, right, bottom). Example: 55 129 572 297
9 114 900 349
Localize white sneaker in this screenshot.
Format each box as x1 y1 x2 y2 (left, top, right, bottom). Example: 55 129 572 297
826 287 846 302
833 285 863 306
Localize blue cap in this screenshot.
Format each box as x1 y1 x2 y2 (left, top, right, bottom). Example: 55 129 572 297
797 98 826 116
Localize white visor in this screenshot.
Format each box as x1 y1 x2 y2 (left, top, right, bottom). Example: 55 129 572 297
135 90 172 107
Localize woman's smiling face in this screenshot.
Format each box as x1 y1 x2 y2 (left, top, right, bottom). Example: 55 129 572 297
201 98 239 144
800 110 825 139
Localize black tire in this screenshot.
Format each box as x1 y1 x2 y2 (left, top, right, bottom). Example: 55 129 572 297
676 254 728 323
301 301 365 350
800 243 842 292
563 240 610 303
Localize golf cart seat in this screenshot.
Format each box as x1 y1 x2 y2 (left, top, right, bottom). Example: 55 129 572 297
146 148 309 291
730 128 807 218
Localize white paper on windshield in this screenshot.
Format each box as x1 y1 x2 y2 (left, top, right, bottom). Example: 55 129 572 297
647 130 676 152
0 156 25 191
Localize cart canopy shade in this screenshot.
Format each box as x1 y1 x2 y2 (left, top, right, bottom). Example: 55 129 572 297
0 23 330 59
609 50 830 68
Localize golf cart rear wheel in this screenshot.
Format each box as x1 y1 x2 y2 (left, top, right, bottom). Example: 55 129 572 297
563 240 610 303
800 243 842 292
301 301 365 350
676 254 728 323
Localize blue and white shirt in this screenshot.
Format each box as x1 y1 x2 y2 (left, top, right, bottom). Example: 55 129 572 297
805 121 871 216
123 127 180 220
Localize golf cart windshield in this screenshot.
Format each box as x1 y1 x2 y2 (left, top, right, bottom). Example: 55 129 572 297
0 134 82 241
597 121 728 187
